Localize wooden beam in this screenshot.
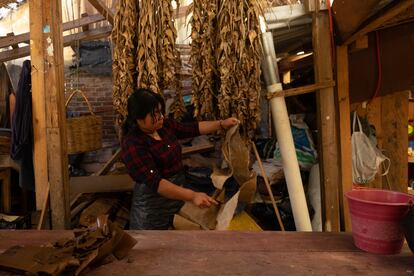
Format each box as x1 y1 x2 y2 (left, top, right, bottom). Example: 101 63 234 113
30 0 70 229
312 10 341 232
182 143 215 156
0 13 106 49
0 154 19 171
343 0 414 45
70 174 134 201
87 0 114 25
6 33 18 49
81 13 90 32
349 35 369 53
336 45 352 232
62 26 111 46
29 0 48 218
94 148 121 176
0 47 30 63
0 26 111 63
267 81 336 99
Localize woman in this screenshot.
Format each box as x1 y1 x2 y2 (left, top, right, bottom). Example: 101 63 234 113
121 88 239 230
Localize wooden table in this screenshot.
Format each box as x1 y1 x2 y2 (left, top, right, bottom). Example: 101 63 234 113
0 231 413 275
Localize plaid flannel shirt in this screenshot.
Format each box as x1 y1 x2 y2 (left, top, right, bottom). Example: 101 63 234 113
121 118 200 192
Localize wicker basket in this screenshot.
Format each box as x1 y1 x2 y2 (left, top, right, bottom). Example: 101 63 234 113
65 90 102 154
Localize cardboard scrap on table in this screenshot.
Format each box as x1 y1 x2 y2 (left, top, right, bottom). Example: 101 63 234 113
180 125 257 230
0 215 137 275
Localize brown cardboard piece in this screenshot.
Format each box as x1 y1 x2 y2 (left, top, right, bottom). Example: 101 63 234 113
181 125 257 230
0 216 137 275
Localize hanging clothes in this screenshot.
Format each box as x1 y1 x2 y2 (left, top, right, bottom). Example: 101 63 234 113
11 60 34 191
0 63 14 128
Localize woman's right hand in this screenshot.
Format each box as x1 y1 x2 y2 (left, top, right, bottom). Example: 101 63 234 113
191 192 219 208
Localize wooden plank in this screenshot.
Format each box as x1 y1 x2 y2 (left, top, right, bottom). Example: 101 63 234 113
0 155 19 171
0 231 413 275
182 143 215 156
0 231 411 254
278 52 314 73
6 33 18 49
312 11 340 232
0 13 105 49
336 46 352 232
94 148 121 176
81 13 90 32
266 81 335 99
87 0 114 25
93 143 215 177
0 168 11 213
45 0 70 228
29 0 49 214
381 91 409 192
30 0 70 229
282 71 291 84
0 26 112 63
70 174 134 201
343 0 414 45
349 35 369 53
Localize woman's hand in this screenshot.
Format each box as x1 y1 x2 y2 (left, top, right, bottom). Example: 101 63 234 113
191 192 219 208
199 117 240 135
220 117 240 130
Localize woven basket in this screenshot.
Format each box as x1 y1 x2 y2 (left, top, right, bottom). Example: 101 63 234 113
65 90 102 154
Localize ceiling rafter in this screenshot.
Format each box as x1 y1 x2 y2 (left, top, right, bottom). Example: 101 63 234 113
0 25 111 63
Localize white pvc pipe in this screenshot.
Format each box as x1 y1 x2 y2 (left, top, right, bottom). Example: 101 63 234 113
261 32 312 231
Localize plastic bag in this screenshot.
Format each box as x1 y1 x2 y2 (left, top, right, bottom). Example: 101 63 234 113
351 112 390 184
273 114 317 170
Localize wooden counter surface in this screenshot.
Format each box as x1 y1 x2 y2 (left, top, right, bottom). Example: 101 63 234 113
0 230 413 275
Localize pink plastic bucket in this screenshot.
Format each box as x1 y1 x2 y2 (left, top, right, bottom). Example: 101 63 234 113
345 189 414 254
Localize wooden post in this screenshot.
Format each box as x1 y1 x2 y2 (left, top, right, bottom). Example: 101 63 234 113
312 9 341 231
29 0 70 229
29 0 48 213
336 45 352 231
381 91 409 192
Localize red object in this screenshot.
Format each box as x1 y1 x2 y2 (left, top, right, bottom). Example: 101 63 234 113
370 31 382 103
345 189 414 254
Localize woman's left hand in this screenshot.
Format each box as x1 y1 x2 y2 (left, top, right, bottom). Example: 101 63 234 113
221 117 240 130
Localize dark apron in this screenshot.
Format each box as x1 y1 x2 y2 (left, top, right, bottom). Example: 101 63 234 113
129 171 186 230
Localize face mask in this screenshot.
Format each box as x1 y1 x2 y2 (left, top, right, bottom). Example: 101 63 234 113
351 112 390 184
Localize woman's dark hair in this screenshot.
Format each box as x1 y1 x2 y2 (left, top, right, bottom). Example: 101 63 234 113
122 88 165 135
